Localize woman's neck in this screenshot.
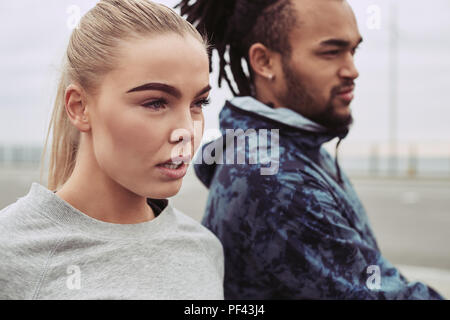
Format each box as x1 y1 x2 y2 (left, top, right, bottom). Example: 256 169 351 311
55 145 155 225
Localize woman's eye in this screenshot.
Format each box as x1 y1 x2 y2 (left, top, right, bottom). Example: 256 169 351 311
193 98 211 109
142 99 167 110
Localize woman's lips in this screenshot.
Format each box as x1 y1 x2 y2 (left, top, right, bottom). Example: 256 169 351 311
156 162 188 180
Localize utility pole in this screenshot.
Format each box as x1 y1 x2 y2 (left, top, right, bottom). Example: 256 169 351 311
388 0 399 176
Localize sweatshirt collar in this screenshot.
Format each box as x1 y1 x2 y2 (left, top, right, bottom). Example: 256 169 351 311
25 183 174 240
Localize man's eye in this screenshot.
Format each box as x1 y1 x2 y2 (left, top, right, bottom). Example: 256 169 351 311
352 46 360 55
142 99 167 110
323 50 340 56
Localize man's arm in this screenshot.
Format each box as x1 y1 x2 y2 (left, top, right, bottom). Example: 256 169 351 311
250 176 445 299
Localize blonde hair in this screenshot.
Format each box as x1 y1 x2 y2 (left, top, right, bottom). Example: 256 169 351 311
40 0 206 191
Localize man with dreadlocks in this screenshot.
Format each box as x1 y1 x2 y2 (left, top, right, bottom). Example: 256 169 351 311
177 0 444 299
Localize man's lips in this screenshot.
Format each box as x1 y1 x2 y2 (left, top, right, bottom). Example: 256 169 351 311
337 85 355 95
336 86 355 103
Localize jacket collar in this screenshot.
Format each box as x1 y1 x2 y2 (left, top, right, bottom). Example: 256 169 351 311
227 96 349 147
230 96 328 133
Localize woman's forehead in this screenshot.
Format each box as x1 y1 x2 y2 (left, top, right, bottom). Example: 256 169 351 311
116 33 207 68
103 33 209 91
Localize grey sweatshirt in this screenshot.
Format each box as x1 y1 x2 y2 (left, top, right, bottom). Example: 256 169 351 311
0 183 224 300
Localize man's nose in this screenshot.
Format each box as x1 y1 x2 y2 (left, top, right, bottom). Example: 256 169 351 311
339 55 359 80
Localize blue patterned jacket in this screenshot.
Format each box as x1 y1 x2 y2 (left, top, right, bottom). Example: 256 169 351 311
194 96 444 300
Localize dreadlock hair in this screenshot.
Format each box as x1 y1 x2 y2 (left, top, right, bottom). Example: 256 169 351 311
177 0 297 97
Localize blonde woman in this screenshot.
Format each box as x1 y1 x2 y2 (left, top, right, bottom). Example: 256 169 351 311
0 0 224 300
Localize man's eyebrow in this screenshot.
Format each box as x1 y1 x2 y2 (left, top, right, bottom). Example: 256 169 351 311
320 37 364 48
126 83 211 98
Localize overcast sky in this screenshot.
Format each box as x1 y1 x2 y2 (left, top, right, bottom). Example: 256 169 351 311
0 0 449 156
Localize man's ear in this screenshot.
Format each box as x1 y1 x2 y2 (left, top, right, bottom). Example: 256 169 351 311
248 43 278 81
64 84 91 132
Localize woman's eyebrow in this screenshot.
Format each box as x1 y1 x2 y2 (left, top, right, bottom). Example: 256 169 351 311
126 83 182 98
196 85 211 97
126 83 211 98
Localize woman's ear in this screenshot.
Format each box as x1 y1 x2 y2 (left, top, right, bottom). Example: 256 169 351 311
248 43 278 81
64 84 91 132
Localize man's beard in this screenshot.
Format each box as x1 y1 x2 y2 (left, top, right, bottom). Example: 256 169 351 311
278 58 354 133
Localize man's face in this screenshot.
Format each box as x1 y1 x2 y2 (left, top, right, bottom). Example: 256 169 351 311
276 0 362 131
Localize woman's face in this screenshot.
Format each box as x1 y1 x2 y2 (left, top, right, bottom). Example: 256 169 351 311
86 33 210 199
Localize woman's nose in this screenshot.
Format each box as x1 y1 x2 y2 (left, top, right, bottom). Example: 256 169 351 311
168 112 200 160
170 129 191 144
169 110 196 144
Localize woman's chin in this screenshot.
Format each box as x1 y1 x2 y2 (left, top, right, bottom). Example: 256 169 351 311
146 181 183 200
